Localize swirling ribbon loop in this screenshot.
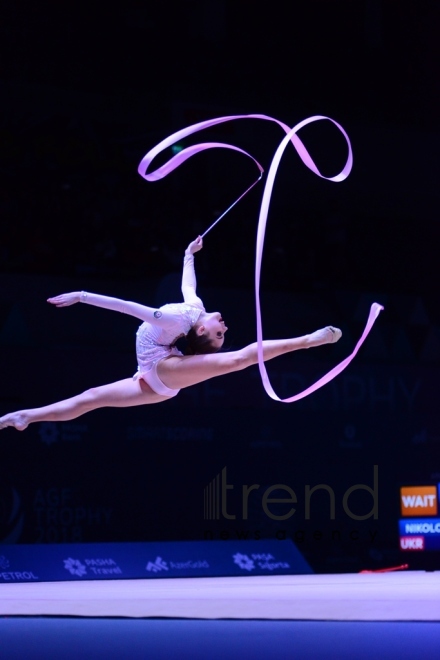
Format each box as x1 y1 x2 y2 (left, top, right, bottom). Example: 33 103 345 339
138 114 384 402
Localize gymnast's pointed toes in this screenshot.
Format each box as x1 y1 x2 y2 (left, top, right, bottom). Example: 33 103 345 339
328 326 342 343
306 326 342 348
0 413 28 431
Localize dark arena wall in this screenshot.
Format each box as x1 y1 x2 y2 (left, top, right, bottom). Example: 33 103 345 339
1 270 438 573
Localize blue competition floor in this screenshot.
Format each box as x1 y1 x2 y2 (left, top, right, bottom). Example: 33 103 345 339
1 619 440 659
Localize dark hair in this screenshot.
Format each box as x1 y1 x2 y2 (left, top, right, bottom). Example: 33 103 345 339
184 327 221 355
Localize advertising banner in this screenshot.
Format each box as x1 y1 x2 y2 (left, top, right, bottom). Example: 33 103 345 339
0 539 312 583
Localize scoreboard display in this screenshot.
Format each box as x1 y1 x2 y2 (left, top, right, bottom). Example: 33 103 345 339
399 485 440 551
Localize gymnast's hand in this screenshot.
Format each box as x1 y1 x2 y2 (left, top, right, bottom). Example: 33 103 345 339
185 236 203 255
47 292 81 307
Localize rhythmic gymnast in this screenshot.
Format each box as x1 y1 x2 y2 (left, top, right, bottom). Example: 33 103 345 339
0 236 341 432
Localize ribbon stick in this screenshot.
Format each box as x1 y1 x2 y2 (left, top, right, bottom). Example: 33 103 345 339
138 114 384 402
201 171 263 238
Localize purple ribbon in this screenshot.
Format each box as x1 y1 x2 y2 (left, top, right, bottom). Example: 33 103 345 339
138 114 384 402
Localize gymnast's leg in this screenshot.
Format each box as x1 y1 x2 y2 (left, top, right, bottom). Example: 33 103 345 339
158 326 341 390
0 378 169 431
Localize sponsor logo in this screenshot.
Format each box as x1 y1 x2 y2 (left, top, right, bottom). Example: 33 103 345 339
146 557 168 573
205 466 379 521
0 571 39 581
167 560 209 569
38 422 60 445
233 552 290 572
233 553 255 571
127 426 213 442
400 536 424 551
64 558 87 577
38 422 88 445
0 556 39 582
400 486 437 517
63 557 122 577
145 557 210 573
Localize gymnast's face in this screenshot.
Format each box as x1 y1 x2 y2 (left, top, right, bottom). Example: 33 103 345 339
200 312 228 349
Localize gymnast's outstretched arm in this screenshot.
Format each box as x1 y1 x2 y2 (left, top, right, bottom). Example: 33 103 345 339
47 291 176 326
181 236 204 307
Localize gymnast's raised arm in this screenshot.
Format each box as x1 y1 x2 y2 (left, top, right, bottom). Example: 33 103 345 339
46 291 176 327
181 236 204 308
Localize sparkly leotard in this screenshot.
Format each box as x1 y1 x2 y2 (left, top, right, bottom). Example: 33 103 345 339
133 301 204 396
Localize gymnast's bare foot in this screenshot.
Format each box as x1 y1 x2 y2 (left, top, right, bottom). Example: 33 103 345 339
0 412 29 431
305 326 342 348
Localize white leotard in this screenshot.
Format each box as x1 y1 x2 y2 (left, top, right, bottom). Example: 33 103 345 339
134 301 204 391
